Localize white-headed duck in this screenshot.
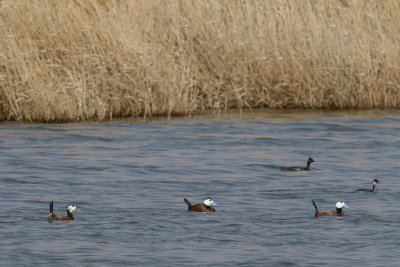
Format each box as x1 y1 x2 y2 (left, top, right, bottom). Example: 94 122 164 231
184 198 217 212
312 200 348 217
285 157 315 171
48 201 77 221
357 178 380 192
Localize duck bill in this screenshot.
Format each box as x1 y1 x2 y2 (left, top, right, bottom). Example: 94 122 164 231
210 201 218 206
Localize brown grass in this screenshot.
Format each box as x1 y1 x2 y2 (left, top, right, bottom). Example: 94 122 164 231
1 0 400 122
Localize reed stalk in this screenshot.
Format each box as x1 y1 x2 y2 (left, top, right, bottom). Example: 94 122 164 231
1 0 399 122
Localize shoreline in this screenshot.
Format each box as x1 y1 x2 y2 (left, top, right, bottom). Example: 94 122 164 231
0 107 398 124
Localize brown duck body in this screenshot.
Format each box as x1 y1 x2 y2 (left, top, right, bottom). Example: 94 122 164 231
184 198 216 212
314 209 343 217
312 200 344 217
47 201 75 221
48 213 74 221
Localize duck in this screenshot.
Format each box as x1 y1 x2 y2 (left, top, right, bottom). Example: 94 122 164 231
312 200 348 217
47 201 77 221
357 178 380 192
284 157 315 171
184 198 217 212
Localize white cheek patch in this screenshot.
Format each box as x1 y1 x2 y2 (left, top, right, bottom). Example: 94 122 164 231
336 202 349 209
68 205 77 213
203 199 217 206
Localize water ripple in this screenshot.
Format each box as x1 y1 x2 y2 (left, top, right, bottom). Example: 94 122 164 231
0 111 399 266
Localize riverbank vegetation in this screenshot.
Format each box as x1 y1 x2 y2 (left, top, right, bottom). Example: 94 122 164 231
1 0 400 122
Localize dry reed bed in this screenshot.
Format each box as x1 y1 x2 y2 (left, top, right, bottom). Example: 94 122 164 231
0 0 400 122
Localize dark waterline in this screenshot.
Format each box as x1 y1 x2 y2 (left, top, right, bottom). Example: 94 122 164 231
1 110 399 266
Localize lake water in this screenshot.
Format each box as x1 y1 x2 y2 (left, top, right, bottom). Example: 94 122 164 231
1 110 399 266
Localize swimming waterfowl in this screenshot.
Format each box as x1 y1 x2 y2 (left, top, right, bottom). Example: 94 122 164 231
184 198 217 212
357 178 380 192
312 200 348 217
285 157 315 171
47 201 76 221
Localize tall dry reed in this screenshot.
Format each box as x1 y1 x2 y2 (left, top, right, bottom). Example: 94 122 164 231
1 0 400 122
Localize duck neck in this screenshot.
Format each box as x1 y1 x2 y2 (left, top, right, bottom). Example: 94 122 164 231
305 162 311 170
372 183 377 192
204 204 215 211
336 208 343 215
67 210 74 220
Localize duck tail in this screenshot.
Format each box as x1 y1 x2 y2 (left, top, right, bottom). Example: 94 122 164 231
49 201 53 213
184 198 192 211
312 200 318 211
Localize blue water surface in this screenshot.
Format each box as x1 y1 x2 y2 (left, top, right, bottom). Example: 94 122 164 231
0 110 399 266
